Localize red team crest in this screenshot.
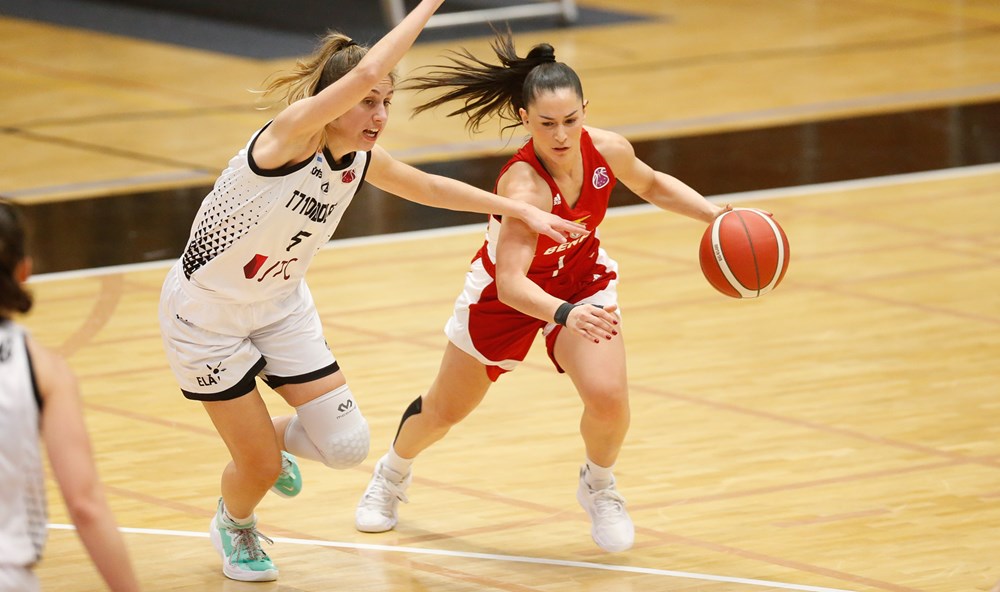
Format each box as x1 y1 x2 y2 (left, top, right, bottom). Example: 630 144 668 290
341 169 356 184
592 167 610 189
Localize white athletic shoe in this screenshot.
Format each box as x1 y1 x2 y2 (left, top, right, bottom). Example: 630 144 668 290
576 466 635 552
355 460 411 533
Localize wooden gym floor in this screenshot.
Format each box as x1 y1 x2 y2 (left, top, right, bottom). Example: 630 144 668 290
2 1 1000 591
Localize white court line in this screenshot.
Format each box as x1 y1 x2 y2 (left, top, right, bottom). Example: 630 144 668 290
47 523 859 592
28 162 1000 284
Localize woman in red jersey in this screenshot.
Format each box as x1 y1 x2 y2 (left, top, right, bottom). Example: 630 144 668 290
356 30 730 552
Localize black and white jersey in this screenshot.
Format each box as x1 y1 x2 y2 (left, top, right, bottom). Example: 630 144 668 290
180 123 371 303
0 321 46 566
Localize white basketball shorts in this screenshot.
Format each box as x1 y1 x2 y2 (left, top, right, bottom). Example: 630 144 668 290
159 263 337 401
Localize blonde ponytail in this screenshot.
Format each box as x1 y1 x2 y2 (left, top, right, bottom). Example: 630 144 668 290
262 31 382 105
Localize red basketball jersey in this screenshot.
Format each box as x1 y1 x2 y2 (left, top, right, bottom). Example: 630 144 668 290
477 128 616 299
452 129 620 380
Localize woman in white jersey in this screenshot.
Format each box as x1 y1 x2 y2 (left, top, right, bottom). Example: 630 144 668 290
0 201 141 592
355 31 729 553
158 1 584 583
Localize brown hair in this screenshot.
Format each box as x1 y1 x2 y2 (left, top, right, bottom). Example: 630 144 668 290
0 201 32 319
262 31 397 105
406 29 584 134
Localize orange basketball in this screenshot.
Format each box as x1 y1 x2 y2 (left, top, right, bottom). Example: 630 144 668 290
699 208 789 298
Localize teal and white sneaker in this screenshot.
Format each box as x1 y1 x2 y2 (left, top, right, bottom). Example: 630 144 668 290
210 499 278 582
270 451 302 498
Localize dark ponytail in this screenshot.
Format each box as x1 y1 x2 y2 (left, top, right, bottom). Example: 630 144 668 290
407 29 583 134
0 201 32 319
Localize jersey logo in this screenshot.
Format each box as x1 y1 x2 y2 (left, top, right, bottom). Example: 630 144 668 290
592 167 610 189
197 362 227 388
243 254 268 279
342 169 356 184
243 254 299 282
553 193 562 206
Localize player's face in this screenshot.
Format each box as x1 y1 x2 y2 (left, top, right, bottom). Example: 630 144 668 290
329 77 394 152
519 87 586 162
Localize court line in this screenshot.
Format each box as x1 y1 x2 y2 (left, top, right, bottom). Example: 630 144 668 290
27 162 1000 285
46 523 859 592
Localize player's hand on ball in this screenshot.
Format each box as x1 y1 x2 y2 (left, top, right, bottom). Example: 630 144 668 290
567 303 619 343
713 203 733 220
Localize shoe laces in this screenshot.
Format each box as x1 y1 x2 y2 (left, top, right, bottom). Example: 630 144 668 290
590 487 627 520
363 473 409 508
229 525 274 562
279 455 296 482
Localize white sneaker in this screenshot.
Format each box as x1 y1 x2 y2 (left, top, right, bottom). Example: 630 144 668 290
576 467 635 552
355 460 411 533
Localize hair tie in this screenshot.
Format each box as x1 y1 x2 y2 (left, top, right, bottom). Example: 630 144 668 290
344 40 358 48
528 44 556 64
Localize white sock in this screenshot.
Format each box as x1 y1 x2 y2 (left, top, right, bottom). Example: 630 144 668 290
379 447 413 482
222 503 255 527
583 458 615 491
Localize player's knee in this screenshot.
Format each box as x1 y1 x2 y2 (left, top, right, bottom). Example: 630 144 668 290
238 451 283 489
583 387 629 422
287 384 371 469
315 416 370 469
426 398 471 429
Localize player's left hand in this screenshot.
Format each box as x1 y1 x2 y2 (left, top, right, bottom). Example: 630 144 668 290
525 209 588 244
566 303 620 343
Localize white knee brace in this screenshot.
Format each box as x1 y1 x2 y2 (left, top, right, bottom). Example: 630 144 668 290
284 384 370 469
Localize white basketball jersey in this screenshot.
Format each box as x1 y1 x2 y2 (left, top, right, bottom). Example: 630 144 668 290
180 123 371 303
0 321 47 567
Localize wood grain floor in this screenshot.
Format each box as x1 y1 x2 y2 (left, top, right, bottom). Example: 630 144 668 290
3 0 1000 591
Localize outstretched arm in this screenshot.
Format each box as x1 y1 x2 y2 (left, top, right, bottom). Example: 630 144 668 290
590 127 729 223
365 145 586 243
31 337 141 592
254 0 445 168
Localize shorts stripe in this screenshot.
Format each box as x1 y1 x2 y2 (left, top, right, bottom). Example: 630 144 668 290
264 360 341 389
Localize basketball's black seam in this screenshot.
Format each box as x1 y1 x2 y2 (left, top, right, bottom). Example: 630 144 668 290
735 211 761 294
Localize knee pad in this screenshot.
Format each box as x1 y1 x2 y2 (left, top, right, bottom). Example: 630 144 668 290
284 384 370 469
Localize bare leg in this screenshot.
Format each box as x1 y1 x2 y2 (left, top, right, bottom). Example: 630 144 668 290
553 324 634 552
553 326 630 467
356 342 493 533
202 389 282 519
392 342 494 459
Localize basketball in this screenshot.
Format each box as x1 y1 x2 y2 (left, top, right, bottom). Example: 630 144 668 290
699 208 789 298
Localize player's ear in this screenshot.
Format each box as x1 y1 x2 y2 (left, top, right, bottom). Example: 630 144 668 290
518 107 528 127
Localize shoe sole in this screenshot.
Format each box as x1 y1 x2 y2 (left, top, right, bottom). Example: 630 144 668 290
209 517 279 582
270 486 300 498
355 513 397 533
576 487 635 553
